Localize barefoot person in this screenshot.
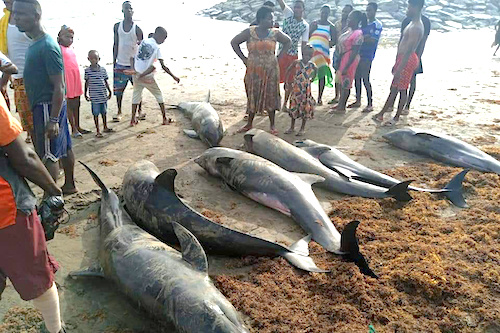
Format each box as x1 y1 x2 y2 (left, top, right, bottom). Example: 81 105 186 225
285 44 317 136
330 10 366 114
400 11 430 114
348 2 382 113
372 0 424 126
113 1 143 121
85 50 113 138
231 6 291 135
4 0 33 143
58 25 91 138
329 4 353 104
309 4 336 105
14 0 77 195
0 56 66 333
276 0 309 112
130 27 179 126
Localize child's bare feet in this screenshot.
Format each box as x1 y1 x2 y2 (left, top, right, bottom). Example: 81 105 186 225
296 130 305 136
347 101 361 108
284 128 294 134
103 128 114 133
372 114 384 122
162 117 175 125
95 132 103 138
61 183 78 195
236 125 252 133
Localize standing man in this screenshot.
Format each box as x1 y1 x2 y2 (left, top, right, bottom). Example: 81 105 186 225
13 0 77 195
329 4 353 104
5 0 33 143
276 0 309 111
0 83 65 332
400 10 430 114
372 0 424 126
348 2 382 112
113 1 143 121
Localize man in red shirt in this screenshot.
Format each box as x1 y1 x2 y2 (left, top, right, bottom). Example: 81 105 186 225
0 81 65 331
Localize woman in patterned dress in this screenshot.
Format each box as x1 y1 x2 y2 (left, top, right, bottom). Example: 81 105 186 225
284 45 317 136
330 11 367 114
231 6 291 135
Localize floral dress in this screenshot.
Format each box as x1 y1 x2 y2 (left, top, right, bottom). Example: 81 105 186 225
288 60 317 120
244 27 281 115
337 28 363 89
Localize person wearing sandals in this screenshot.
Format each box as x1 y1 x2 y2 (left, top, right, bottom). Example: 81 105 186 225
330 10 366 114
58 25 91 138
84 50 113 138
284 44 316 136
231 6 291 135
372 0 424 127
347 2 382 113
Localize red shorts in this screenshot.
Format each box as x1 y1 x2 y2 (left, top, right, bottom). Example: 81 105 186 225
279 54 298 84
0 211 59 301
391 53 419 90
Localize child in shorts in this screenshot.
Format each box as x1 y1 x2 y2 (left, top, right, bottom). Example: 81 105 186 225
84 50 113 138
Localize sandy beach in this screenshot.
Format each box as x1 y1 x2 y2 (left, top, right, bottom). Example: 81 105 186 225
1 1 500 332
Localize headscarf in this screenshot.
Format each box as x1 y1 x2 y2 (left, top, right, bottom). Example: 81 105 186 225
0 9 10 54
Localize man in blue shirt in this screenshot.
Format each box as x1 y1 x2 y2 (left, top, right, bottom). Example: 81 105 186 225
348 2 382 113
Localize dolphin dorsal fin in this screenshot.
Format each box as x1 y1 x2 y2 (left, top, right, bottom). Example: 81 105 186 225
154 169 177 192
415 132 439 140
205 90 211 103
292 173 325 185
172 222 208 274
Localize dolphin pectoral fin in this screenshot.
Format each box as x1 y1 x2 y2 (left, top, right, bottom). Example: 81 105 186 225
215 157 234 167
172 222 209 274
443 169 469 208
288 234 312 256
282 252 329 273
68 265 104 279
329 165 357 181
302 146 332 159
183 129 200 139
386 180 413 202
154 169 177 193
340 221 378 279
292 173 325 185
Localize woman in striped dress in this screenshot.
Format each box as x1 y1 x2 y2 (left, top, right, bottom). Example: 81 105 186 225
308 5 336 105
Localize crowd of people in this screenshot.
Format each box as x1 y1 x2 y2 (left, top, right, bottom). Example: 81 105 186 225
232 0 431 135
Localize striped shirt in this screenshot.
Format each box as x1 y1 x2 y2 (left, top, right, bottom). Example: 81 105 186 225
84 65 108 104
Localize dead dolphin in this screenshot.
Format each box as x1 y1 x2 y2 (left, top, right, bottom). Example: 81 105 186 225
294 139 468 208
383 128 500 175
244 129 413 202
195 148 378 278
122 159 326 273
71 162 249 333
171 91 224 147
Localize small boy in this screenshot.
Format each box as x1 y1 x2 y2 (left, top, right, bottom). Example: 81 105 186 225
130 26 180 126
84 50 113 138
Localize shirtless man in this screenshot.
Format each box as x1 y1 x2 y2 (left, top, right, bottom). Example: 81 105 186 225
112 1 143 121
372 0 424 126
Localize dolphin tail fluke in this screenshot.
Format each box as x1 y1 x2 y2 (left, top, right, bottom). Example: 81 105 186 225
79 161 109 197
386 180 413 202
340 221 378 279
443 169 469 208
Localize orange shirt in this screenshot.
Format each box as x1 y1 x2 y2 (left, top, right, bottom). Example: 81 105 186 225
0 94 22 228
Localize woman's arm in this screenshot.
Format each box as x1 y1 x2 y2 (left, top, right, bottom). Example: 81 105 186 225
231 29 251 66
276 30 292 58
341 44 361 75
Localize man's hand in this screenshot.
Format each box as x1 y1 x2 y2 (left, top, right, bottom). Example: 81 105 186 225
108 92 112 100
85 95 90 102
46 122 59 139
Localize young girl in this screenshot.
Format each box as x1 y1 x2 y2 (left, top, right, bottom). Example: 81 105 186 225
58 25 90 137
284 45 317 136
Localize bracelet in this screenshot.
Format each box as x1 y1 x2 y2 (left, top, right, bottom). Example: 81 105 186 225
49 116 59 123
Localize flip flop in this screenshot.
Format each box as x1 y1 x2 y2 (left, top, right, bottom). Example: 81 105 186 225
347 102 361 109
372 115 383 123
296 131 305 136
270 129 279 136
236 126 252 133
401 109 410 116
112 115 122 122
162 118 175 125
95 132 104 138
79 129 92 134
284 129 294 134
138 114 147 121
328 98 339 105
103 128 114 133
72 132 83 138
383 119 398 127
362 106 374 113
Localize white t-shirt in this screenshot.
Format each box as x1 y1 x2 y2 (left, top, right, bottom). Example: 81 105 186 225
7 24 31 79
283 5 309 43
133 37 163 75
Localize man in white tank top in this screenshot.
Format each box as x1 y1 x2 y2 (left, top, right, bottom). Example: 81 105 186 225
112 1 143 121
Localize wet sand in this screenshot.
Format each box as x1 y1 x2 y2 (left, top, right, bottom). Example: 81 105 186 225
1 13 499 333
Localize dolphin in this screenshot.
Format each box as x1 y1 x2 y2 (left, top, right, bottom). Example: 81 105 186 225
243 129 413 202
195 148 378 278
122 159 327 273
383 128 500 175
71 162 249 333
170 91 224 147
294 139 468 208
